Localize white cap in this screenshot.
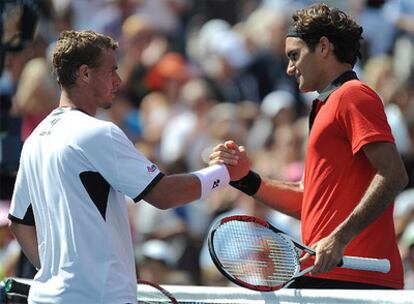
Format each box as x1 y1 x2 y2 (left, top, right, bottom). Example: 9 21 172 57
199 19 231 41
208 30 251 69
401 222 414 248
141 239 175 266
394 188 414 217
261 90 295 117
198 19 231 58
0 201 10 227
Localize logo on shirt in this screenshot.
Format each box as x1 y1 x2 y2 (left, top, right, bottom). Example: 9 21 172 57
147 164 157 173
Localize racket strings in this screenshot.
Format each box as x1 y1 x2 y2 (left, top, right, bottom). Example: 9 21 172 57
213 221 300 286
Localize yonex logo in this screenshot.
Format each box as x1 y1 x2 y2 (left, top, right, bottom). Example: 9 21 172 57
147 165 157 173
212 179 220 189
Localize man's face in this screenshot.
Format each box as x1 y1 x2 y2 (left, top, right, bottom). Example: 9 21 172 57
285 37 322 93
89 48 122 109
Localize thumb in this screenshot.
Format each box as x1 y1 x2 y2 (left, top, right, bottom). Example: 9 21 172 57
299 252 314 264
225 140 239 150
238 145 247 154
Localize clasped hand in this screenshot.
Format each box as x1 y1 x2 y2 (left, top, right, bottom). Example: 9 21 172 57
208 140 250 181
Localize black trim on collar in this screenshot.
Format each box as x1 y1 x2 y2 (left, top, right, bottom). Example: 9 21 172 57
56 107 89 115
317 70 358 102
70 107 89 115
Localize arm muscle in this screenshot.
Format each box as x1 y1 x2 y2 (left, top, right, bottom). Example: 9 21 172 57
332 142 408 244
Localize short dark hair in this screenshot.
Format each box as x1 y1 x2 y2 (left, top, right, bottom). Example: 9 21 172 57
288 3 363 67
52 30 118 89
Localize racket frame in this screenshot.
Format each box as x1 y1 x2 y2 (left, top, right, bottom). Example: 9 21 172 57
137 279 178 304
208 215 390 292
208 215 313 291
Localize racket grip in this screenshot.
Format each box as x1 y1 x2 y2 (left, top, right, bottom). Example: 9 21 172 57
5 278 30 297
340 256 390 273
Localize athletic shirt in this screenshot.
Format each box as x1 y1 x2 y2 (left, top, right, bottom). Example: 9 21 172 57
9 107 164 303
302 71 403 288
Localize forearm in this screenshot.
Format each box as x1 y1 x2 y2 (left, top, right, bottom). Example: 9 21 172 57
144 165 230 209
9 222 40 269
144 173 201 209
332 172 407 245
254 178 303 219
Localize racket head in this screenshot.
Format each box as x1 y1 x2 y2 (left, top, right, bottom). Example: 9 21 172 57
208 215 302 291
137 279 177 304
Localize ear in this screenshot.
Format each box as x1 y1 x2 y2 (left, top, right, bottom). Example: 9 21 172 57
78 64 90 83
319 36 332 57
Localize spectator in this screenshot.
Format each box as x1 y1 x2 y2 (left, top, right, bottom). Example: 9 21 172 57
12 57 59 141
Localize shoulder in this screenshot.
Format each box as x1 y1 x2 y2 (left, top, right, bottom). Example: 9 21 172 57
337 80 380 102
331 80 383 111
65 111 126 147
73 112 119 136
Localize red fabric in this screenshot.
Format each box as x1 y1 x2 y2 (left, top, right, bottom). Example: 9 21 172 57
21 113 47 141
301 80 403 288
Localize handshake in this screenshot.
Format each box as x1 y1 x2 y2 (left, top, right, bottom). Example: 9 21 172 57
208 140 261 196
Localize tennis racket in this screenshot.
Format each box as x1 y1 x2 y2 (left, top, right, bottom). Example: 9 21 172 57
208 215 390 291
137 279 178 304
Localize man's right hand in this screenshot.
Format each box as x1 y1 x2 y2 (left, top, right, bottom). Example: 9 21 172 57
208 140 250 181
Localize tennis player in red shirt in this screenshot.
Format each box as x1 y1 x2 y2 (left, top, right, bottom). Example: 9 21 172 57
210 3 409 289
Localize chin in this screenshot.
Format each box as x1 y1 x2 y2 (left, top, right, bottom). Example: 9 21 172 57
300 87 313 93
298 83 307 92
299 83 313 92
101 101 113 110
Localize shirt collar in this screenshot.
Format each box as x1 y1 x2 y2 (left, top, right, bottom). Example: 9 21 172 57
316 70 359 102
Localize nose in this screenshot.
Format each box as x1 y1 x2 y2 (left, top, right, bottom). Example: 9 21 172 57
286 61 296 76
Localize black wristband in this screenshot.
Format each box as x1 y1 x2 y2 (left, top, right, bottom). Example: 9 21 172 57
229 170 261 196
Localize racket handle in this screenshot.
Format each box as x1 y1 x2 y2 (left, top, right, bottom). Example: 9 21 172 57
5 278 30 297
340 256 390 273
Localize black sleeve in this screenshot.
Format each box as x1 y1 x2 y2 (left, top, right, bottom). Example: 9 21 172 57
133 172 165 202
8 204 35 226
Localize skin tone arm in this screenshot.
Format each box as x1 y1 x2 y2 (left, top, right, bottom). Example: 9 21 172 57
143 159 243 209
143 174 203 209
254 179 303 219
209 140 303 219
8 222 40 269
306 142 409 274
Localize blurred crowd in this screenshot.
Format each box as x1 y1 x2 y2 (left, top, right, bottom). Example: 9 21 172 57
0 0 414 289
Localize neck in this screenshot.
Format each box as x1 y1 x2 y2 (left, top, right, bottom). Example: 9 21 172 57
317 63 353 93
59 89 96 116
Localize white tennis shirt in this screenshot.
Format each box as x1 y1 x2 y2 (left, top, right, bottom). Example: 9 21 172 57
9 107 163 304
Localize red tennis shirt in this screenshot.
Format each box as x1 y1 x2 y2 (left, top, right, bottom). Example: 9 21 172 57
301 71 403 288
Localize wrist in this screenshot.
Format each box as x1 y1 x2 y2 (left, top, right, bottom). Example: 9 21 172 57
192 165 230 199
332 226 353 247
229 170 261 196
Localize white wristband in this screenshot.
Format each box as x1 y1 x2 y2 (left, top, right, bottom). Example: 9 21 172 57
192 165 230 199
